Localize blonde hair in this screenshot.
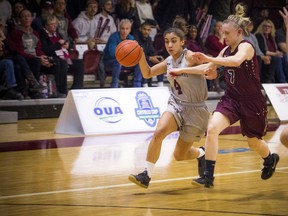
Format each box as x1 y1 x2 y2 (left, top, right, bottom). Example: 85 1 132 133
254 19 276 38
224 4 251 36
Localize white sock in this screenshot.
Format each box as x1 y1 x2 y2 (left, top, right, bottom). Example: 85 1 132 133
143 83 148 87
157 82 163 87
145 161 155 176
197 147 205 158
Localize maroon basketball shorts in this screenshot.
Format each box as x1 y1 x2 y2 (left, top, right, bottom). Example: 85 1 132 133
215 94 268 139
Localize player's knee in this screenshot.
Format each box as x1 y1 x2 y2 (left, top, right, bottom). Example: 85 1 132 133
152 129 166 142
206 123 220 137
247 137 261 149
280 132 288 148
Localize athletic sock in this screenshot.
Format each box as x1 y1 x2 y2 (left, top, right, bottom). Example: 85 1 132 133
263 152 273 165
145 161 155 177
197 147 205 158
205 160 216 178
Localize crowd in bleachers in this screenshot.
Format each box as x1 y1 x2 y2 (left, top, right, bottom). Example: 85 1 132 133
0 0 287 100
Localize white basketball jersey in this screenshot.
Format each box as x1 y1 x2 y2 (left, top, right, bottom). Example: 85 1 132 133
166 49 208 103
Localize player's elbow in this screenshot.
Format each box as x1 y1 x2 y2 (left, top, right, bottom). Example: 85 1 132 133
143 73 153 79
142 69 152 79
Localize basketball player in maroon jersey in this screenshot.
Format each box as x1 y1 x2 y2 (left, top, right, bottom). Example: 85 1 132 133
170 4 280 188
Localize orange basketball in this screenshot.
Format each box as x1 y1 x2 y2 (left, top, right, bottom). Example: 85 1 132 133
115 40 142 67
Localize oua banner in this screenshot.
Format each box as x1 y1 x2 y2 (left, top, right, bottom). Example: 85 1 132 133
55 87 171 135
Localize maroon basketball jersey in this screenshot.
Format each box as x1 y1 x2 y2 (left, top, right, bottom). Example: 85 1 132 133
223 40 262 99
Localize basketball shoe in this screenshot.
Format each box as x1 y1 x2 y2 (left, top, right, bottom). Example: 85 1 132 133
197 146 205 178
128 170 151 189
192 171 214 188
261 153 280 180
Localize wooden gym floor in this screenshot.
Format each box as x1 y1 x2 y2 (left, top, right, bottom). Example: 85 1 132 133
0 108 287 216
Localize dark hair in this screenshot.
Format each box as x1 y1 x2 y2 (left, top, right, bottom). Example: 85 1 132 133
163 27 186 41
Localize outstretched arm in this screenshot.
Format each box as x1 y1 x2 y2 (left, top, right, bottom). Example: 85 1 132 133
169 62 217 80
193 42 254 67
169 50 217 78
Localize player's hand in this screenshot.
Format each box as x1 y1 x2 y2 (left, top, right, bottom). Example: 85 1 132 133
279 7 288 27
204 66 217 80
169 68 182 78
192 52 209 63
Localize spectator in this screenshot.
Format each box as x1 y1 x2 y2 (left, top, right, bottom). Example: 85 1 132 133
7 9 52 99
136 0 159 34
275 18 288 82
252 7 269 33
205 21 226 91
103 19 142 88
72 0 99 43
94 0 117 44
186 25 204 52
31 0 55 32
134 20 164 87
0 0 12 33
201 0 235 33
1 15 46 98
244 20 271 73
39 14 70 97
93 0 117 88
255 19 285 83
136 0 155 23
7 0 26 34
115 0 140 34
0 27 24 100
53 0 79 45
54 0 84 90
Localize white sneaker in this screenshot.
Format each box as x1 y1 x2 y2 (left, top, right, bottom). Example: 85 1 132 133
142 83 149 87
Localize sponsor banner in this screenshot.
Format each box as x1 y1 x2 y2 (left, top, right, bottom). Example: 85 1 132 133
262 84 288 121
55 88 170 135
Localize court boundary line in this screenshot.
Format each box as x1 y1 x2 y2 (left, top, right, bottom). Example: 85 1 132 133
1 167 287 200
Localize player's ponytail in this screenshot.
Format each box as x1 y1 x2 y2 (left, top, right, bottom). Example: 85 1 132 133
225 4 251 36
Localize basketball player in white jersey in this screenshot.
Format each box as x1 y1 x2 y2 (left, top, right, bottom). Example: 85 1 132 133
128 19 215 189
